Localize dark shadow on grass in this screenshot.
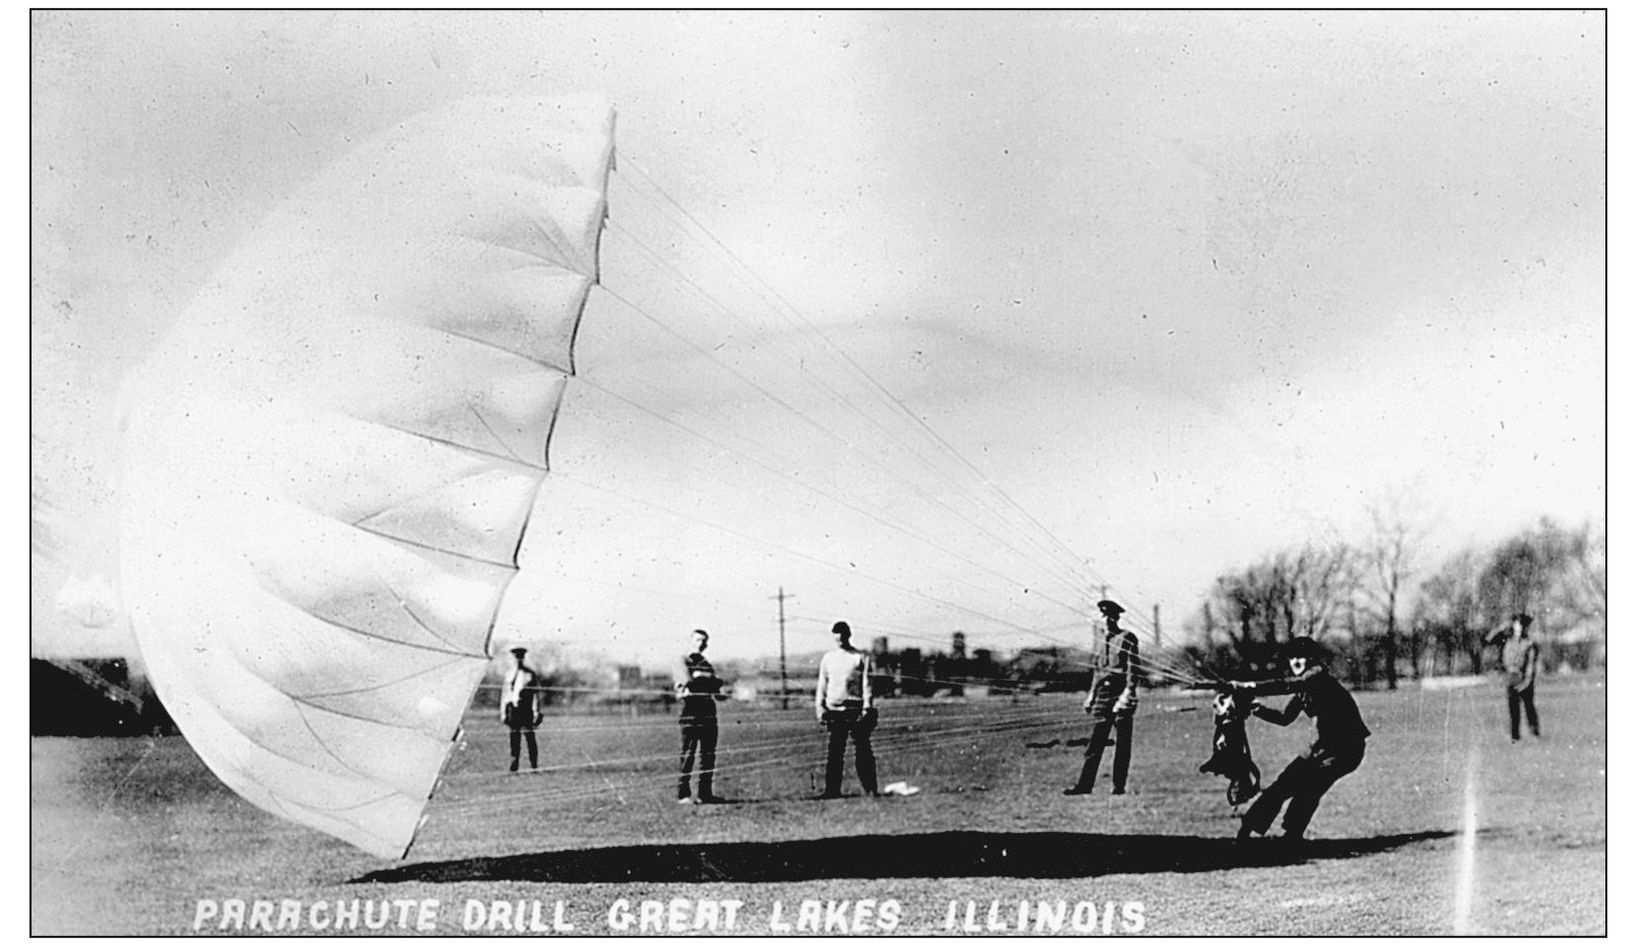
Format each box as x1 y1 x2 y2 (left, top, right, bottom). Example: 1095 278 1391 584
356 829 1457 885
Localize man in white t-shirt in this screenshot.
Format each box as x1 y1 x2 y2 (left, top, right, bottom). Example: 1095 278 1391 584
815 621 878 799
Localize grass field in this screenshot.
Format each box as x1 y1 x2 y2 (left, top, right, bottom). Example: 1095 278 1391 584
31 675 1605 935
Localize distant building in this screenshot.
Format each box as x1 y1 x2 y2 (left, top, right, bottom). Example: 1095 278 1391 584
866 636 1014 697
1007 646 1092 693
730 676 793 703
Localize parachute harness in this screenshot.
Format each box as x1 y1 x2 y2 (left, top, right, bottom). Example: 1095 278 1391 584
1198 689 1261 806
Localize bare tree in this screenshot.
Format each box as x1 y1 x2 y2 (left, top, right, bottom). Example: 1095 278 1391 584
1413 547 1487 675
1555 519 1606 633
1206 541 1362 672
1209 556 1295 665
1291 541 1362 640
1359 494 1431 689
1478 518 1577 628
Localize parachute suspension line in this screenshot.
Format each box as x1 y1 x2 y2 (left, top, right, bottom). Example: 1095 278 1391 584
595 234 1094 607
435 705 1079 814
613 171 1207 681
613 158 1095 595
553 467 1085 648
450 698 1197 817
549 468 1186 672
449 712 998 785
607 168 1095 606
628 163 1202 669
465 656 1094 700
1102 604 1207 682
988 609 1204 686
592 278 1094 610
601 212 1095 603
560 374 1090 630
596 254 1094 616
438 690 1213 817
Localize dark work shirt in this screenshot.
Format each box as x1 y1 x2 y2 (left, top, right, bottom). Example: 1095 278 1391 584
1087 628 1140 719
676 652 720 718
1251 666 1370 750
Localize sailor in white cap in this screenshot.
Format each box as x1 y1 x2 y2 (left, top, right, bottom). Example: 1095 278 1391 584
500 646 544 773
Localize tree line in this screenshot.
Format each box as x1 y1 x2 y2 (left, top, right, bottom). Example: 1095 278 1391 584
1181 508 1605 688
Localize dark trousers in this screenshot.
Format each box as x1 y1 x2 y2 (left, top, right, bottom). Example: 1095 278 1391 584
678 715 718 799
823 708 878 796
1507 685 1541 740
1072 715 1134 792
1242 741 1364 838
508 727 539 771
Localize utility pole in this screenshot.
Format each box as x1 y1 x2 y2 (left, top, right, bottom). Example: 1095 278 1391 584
773 587 793 709
1152 603 1161 650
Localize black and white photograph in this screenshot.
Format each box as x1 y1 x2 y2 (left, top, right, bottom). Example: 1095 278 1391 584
30 10 1607 936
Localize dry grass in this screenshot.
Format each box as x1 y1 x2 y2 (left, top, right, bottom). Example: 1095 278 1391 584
31 676 1604 934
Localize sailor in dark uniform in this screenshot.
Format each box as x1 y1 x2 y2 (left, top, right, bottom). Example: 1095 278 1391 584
1232 636 1370 842
1064 599 1140 796
674 628 727 804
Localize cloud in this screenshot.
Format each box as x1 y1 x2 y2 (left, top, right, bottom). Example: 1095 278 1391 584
54 573 123 629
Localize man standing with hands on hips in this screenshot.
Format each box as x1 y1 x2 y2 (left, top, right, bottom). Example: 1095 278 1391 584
1064 599 1139 796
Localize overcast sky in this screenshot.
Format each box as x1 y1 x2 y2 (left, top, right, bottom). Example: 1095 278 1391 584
31 11 1607 669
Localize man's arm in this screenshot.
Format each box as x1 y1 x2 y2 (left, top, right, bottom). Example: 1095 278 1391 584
1525 641 1540 688
528 670 545 725
1245 665 1323 697
1251 694 1303 726
1082 655 1101 712
815 658 829 719
861 653 874 709
1118 634 1139 704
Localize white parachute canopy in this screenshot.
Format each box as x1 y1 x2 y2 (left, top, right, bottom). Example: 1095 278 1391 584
118 97 615 858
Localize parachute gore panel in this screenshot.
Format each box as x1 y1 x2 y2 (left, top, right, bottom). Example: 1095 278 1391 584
119 97 615 858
